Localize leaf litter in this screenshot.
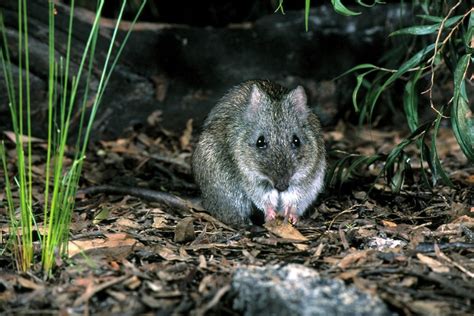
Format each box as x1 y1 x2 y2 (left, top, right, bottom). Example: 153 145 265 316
0 116 473 315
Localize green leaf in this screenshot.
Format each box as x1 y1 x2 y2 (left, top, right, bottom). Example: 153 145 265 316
452 54 474 162
389 153 409 193
390 15 463 36
391 25 440 36
326 153 382 189
416 15 443 23
419 140 432 188
403 69 422 132
335 155 353 189
352 69 377 112
383 122 432 190
348 155 381 177
326 154 352 188
331 0 361 16
93 207 111 225
367 44 436 119
465 10 474 47
388 43 435 85
356 0 385 8
335 63 379 80
430 110 453 186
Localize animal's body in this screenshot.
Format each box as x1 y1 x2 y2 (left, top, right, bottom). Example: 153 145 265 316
192 80 326 226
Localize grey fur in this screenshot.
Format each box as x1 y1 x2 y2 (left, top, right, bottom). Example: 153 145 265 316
192 80 326 226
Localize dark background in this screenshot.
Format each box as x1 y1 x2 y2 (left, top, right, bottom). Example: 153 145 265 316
0 0 412 139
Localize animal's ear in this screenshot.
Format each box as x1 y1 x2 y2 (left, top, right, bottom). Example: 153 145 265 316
246 83 266 116
287 86 309 119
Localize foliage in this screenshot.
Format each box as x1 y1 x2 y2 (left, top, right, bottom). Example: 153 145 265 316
275 0 385 30
0 0 146 275
333 0 473 191
279 0 473 191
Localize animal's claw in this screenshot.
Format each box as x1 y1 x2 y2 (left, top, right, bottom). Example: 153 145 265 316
284 205 298 225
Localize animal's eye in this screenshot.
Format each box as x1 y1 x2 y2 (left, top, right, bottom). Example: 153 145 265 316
256 135 267 149
292 135 301 148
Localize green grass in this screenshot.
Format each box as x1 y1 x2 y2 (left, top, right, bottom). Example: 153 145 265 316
1 0 146 275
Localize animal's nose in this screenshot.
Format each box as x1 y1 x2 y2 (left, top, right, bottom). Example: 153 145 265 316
274 180 289 192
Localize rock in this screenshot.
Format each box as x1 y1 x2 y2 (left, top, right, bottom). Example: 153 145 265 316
231 264 392 316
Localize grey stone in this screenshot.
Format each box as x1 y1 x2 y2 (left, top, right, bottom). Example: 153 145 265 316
232 264 392 316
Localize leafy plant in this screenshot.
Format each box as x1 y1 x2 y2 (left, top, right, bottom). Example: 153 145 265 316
275 0 384 30
277 0 472 191
0 0 146 275
334 1 473 191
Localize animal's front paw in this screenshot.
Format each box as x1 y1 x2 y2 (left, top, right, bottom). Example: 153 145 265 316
265 206 277 222
284 205 298 225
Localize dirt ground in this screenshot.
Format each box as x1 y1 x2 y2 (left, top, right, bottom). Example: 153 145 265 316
0 115 473 315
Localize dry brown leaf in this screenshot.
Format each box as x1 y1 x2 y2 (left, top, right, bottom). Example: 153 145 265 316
123 276 141 290
116 218 141 229
74 275 129 306
198 275 214 293
179 246 190 257
137 133 153 147
3 131 44 144
416 253 449 273
146 281 164 292
451 215 474 225
338 269 361 280
382 220 397 228
155 245 191 261
264 219 308 250
68 233 141 258
400 276 417 287
147 110 163 126
357 228 377 238
74 277 93 287
434 244 474 278
106 290 128 302
17 277 44 291
151 75 169 102
198 255 207 269
109 261 121 271
338 249 371 269
179 119 193 150
312 243 325 258
352 191 367 200
185 243 229 251
152 216 168 229
327 130 344 141
467 174 474 184
191 211 235 231
411 300 451 316
100 139 129 153
264 219 308 241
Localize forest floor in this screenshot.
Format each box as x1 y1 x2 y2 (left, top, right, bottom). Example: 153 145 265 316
0 115 473 315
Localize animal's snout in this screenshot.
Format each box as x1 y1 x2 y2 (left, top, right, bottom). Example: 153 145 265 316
274 178 290 192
